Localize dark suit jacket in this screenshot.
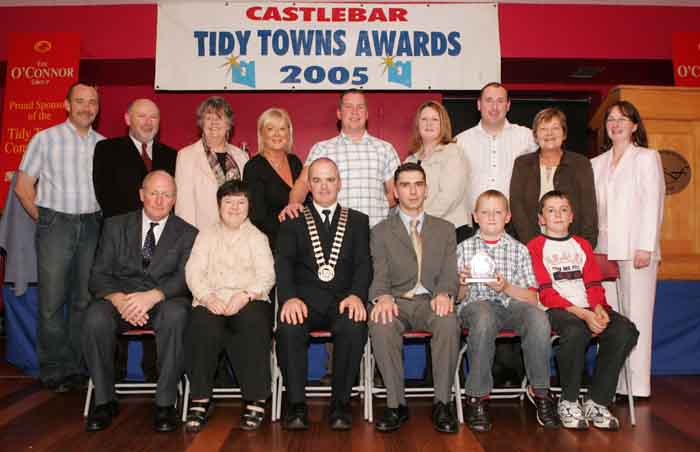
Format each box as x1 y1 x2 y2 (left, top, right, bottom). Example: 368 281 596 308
89 210 198 301
93 136 177 218
509 149 598 247
275 205 371 310
369 213 458 301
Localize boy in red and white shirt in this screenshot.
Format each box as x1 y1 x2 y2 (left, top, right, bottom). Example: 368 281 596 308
528 190 638 431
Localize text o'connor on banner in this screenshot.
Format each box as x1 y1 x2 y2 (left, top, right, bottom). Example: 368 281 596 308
155 2 500 91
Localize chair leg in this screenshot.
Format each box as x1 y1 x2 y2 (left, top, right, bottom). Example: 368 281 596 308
623 360 636 426
454 351 465 424
83 379 94 417
365 340 373 422
181 375 190 422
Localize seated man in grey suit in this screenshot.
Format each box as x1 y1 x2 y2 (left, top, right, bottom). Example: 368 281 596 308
82 170 198 432
369 162 460 433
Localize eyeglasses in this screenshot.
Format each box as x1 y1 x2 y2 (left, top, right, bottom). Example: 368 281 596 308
145 191 175 199
606 117 632 124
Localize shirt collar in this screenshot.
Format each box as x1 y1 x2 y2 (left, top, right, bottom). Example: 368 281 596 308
65 118 95 138
476 119 513 137
313 201 337 221
398 208 425 234
142 210 169 229
130 135 154 152
340 130 369 144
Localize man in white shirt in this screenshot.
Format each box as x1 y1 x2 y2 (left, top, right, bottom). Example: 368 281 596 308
455 82 537 227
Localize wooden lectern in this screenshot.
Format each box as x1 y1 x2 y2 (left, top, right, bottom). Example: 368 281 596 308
590 85 700 280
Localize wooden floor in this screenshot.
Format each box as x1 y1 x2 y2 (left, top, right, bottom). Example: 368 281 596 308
1 348 699 451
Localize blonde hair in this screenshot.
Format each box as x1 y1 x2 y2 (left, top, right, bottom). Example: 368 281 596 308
256 108 293 154
474 189 509 212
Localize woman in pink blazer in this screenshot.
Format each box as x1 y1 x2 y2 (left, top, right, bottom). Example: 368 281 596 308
591 101 665 397
175 96 248 229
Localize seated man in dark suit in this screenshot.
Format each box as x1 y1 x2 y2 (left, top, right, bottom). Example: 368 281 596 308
369 162 460 433
275 157 371 431
93 98 178 381
82 170 198 432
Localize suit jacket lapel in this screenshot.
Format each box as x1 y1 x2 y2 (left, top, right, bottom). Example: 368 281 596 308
149 214 177 272
127 211 144 270
389 214 414 254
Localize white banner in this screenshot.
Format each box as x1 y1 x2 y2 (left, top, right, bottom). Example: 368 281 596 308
155 2 500 91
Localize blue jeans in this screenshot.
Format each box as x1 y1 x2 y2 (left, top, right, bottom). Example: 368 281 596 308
459 299 551 397
36 207 101 382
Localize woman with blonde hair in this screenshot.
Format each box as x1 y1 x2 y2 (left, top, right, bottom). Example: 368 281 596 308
243 108 305 249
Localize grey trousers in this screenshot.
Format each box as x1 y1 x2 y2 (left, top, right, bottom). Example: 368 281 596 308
459 299 551 397
369 295 460 408
82 297 189 407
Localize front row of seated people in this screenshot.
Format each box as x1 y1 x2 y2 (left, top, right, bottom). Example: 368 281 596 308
83 162 638 434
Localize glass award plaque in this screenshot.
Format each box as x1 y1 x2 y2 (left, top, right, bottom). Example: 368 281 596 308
462 251 497 283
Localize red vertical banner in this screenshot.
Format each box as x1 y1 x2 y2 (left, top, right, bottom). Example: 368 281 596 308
672 32 700 87
0 32 80 207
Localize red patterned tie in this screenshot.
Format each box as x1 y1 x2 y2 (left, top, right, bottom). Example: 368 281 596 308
141 142 152 171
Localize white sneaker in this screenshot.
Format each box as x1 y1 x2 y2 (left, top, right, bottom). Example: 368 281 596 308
558 400 589 430
583 399 620 430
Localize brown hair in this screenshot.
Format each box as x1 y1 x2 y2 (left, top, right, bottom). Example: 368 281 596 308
602 100 648 150
532 107 567 143
539 190 573 214
409 100 454 154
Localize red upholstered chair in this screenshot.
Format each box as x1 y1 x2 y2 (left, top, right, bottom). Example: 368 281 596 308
453 329 527 424
366 330 462 423
547 254 636 426
83 329 183 417
271 330 370 422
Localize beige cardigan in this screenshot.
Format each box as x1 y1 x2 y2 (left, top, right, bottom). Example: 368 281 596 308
185 219 275 307
175 139 248 229
405 142 470 228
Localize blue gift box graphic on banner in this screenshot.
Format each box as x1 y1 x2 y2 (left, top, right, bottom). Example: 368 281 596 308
382 56 412 88
232 60 255 88
221 56 256 88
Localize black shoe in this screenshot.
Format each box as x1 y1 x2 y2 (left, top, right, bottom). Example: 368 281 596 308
86 400 119 432
432 401 458 433
43 377 71 393
374 405 409 432
283 402 309 430
154 405 178 432
465 397 492 432
329 400 352 430
534 393 561 429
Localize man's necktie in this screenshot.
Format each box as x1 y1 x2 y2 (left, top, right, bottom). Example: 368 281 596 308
142 222 157 268
403 219 423 299
141 142 152 171
322 209 332 232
